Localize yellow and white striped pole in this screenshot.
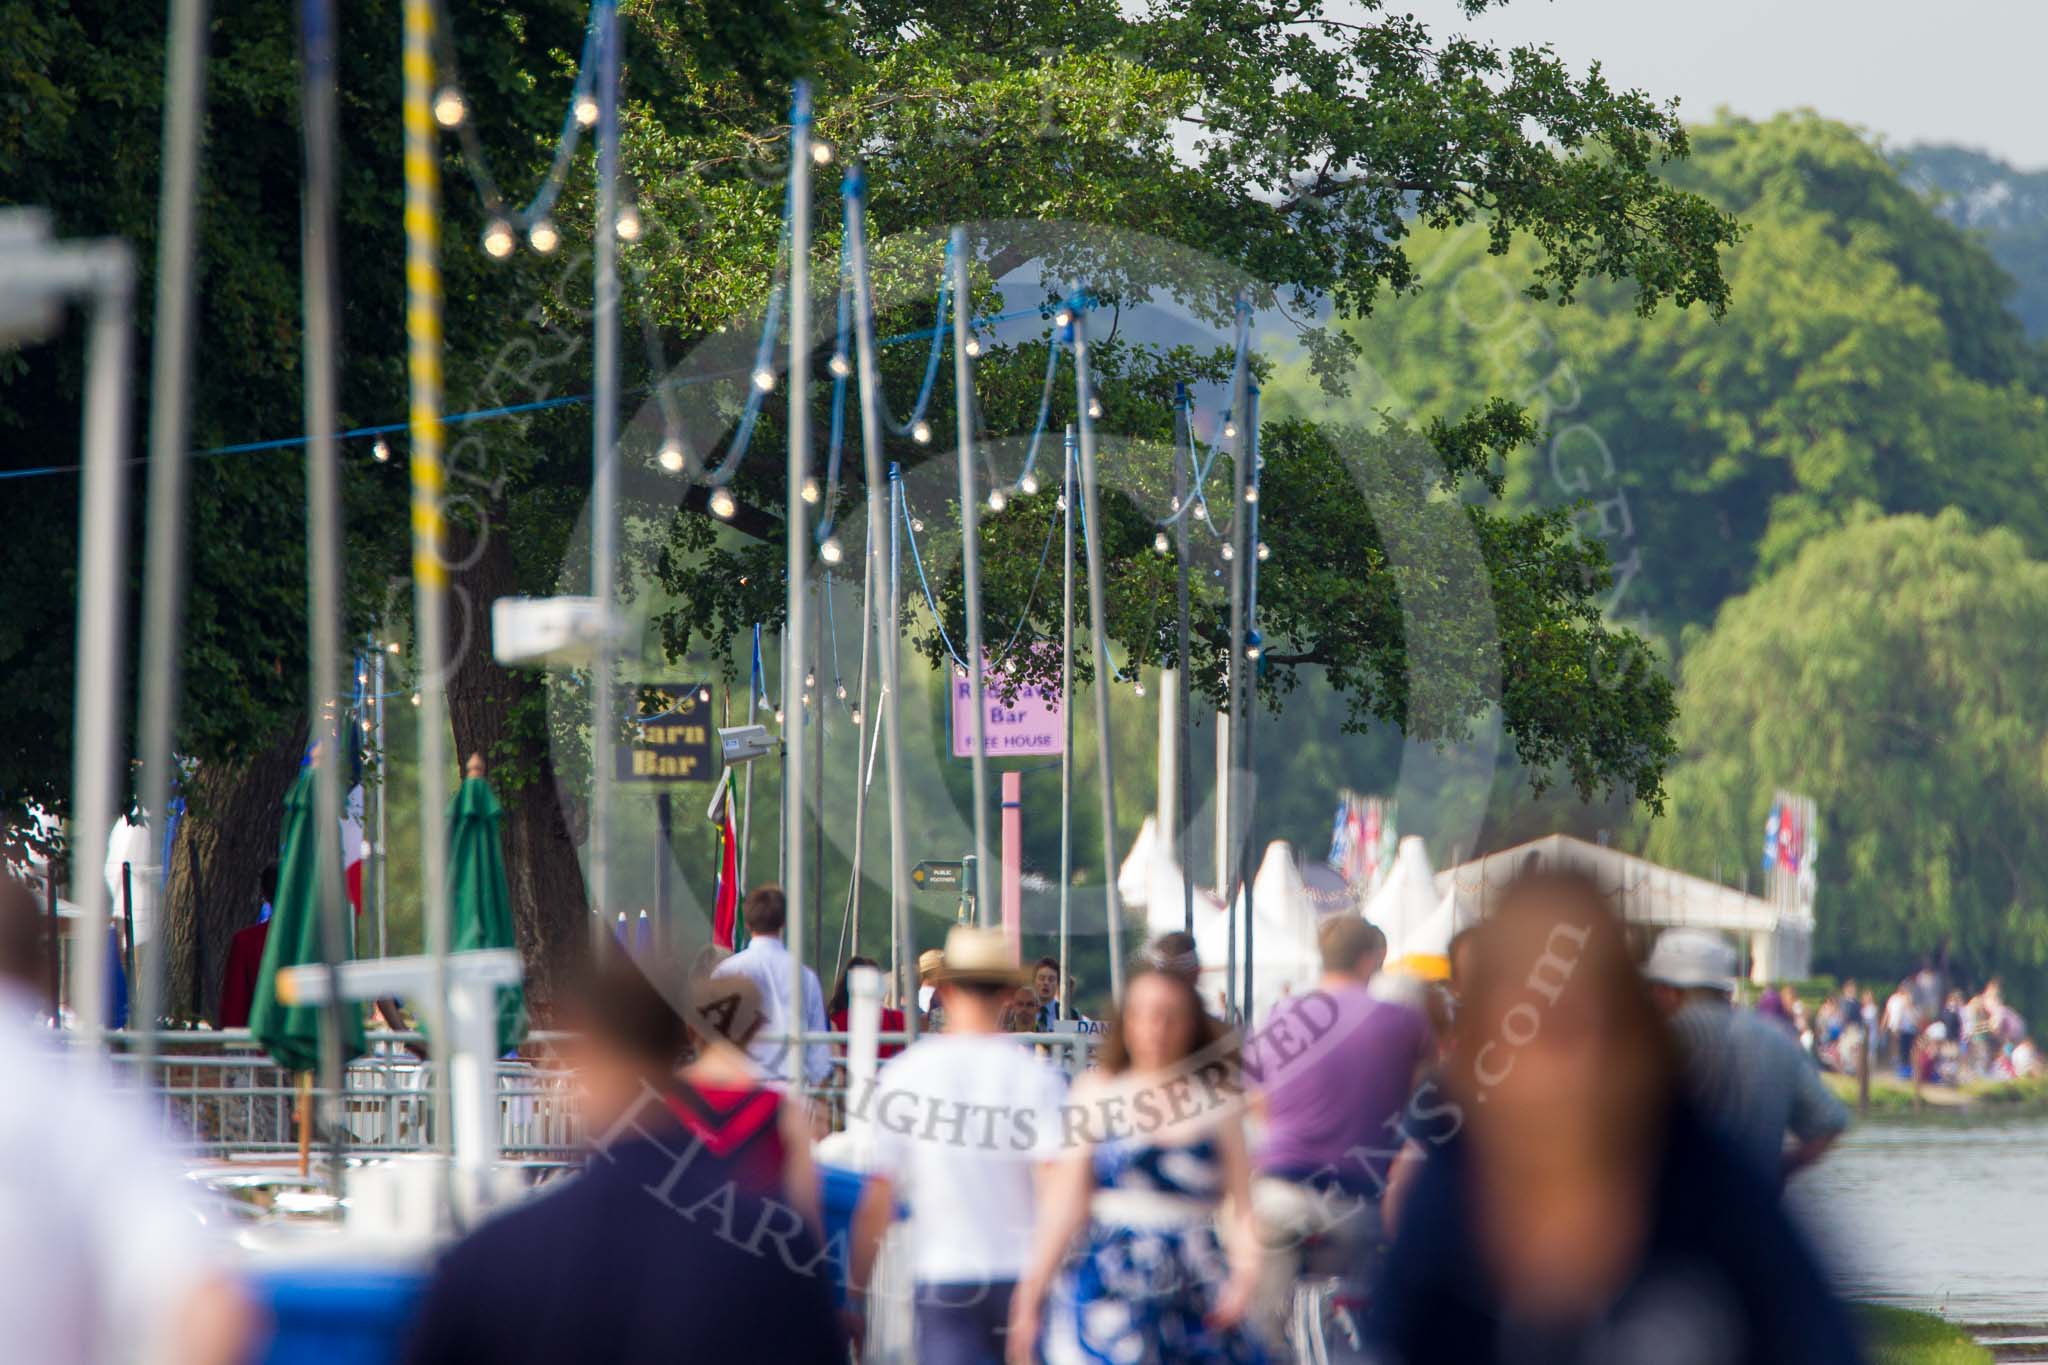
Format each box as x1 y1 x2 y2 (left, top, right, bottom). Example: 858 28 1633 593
402 0 454 1156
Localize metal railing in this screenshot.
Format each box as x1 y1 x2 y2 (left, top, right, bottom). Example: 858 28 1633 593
103 1027 1103 1162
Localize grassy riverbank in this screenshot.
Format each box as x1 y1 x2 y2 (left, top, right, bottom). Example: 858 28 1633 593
1825 1071 2048 1119
1860 1306 1992 1363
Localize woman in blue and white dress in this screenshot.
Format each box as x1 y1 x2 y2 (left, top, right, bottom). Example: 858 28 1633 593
1008 967 1265 1364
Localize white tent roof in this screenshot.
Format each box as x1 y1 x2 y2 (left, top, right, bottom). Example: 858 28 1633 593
1363 836 1438 960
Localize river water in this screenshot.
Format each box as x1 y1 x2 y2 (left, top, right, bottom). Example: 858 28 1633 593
1790 1117 2048 1325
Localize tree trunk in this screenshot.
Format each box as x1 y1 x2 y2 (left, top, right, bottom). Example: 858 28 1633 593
445 516 590 1018
163 717 309 1022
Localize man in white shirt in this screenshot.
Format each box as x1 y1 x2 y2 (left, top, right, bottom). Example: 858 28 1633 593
710 884 830 1089
0 876 250 1364
850 926 1068 1365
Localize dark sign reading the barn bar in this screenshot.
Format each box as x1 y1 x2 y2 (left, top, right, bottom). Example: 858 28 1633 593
616 689 715 783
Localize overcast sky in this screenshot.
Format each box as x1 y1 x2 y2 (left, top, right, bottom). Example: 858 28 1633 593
1396 0 2048 168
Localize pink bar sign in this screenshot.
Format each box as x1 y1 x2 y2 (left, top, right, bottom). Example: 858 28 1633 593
950 662 1065 758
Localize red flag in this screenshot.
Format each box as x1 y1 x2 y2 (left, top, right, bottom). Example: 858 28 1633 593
712 775 740 949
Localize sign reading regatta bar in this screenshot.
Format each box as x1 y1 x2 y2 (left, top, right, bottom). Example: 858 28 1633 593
949 661 1064 758
616 687 715 782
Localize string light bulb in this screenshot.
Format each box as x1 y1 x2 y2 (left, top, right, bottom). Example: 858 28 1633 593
836 683 848 701
1244 485 1259 504
527 218 560 254
698 687 712 703
752 367 777 393
1154 531 1170 554
773 707 785 725
482 219 515 259
1193 502 1207 521
811 141 834 166
574 92 599 128
371 438 390 463
433 87 467 128
819 534 844 565
657 440 685 473
1134 679 1146 697
987 488 1007 513
1223 420 1237 440
911 517 925 533
1087 396 1103 420
828 352 851 378
964 336 982 358
1257 541 1271 562
385 641 402 655
615 202 642 242
801 478 821 505
1169 495 1181 513
1019 472 1039 495
804 671 816 690
1221 542 1235 561
708 486 737 519
850 708 862 726
1054 307 1073 328
912 420 932 444
411 692 422 707
1246 643 1262 661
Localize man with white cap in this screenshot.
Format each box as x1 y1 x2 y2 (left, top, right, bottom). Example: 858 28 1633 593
1644 928 1848 1187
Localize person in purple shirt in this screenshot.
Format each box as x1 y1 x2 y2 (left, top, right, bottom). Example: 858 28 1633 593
1244 916 1432 1349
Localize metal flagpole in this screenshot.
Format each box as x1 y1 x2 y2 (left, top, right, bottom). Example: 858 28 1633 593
1239 388 1262 1018
845 171 911 1031
135 0 209 1085
951 228 993 926
373 640 389 958
784 83 815 1073
1222 296 1250 1023
65 243 137 1056
1059 426 1075 1017
1172 387 1193 936
1071 313 1125 999
841 514 876 967
297 0 352 1190
811 591 826 978
588 0 621 957
400 0 453 1155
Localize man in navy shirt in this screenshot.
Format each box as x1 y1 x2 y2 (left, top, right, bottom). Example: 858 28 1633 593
405 949 844 1364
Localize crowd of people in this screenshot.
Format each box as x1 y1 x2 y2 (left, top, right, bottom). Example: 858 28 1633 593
1803 968 2040 1086
0 867 1878 1364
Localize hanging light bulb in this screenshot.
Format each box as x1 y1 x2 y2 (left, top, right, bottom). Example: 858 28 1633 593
1134 679 1147 697
386 641 402 655
708 485 737 519
527 218 560 254
615 202 643 242
1223 420 1237 440
811 140 834 166
574 91 599 127
432 87 467 128
657 439 685 473
774 707 785 725
1002 658 1017 676
1221 542 1235 561
1193 502 1207 521
1054 306 1073 328
371 438 391 463
1244 485 1259 504
362 719 374 734
1169 495 1181 513
1246 643 1262 661
752 367 777 393
955 665 969 680
482 219 516 259
1054 495 1066 512
828 352 851 378
836 683 848 701
1257 541 1271 562
912 420 932 444
964 336 982 358
911 517 925 533
1019 472 1039 495
698 687 712 703
800 478 821 505
804 671 816 689
819 534 844 565
1087 396 1103 420
850 708 863 726
410 692 422 707
1154 530 1170 554
987 488 1007 513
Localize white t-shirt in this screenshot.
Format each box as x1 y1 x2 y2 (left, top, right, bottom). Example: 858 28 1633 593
0 988 216 1362
866 1032 1068 1285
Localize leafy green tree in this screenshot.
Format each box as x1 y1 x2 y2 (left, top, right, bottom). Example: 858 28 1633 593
1336 113 2048 648
1647 513 2048 1010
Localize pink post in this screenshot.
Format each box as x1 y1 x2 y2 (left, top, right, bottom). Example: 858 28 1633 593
1001 769 1023 963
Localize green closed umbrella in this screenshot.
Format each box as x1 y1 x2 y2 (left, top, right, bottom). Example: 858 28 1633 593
448 754 527 1055
251 765 366 1072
